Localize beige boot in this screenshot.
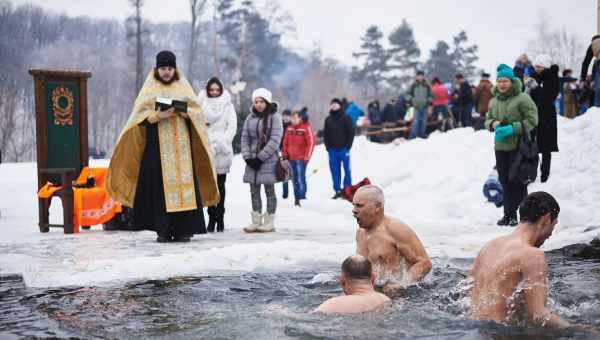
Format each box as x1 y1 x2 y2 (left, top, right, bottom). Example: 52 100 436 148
256 213 276 232
243 211 262 233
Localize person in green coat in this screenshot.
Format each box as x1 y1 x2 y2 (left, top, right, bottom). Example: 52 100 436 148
485 64 538 226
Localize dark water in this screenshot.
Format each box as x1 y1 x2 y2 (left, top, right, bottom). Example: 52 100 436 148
1 244 599 340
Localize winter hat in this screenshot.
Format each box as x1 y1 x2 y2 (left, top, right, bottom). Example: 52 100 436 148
496 64 516 81
156 50 176 69
534 54 552 69
252 87 272 103
330 98 343 107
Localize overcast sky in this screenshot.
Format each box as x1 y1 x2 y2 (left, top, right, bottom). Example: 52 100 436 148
9 0 597 76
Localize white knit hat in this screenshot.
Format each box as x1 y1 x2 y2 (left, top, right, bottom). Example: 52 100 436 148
534 54 552 69
251 88 272 103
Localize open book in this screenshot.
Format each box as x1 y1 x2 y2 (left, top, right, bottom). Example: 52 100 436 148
155 97 188 113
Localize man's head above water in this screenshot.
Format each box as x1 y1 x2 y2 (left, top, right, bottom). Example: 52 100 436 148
340 255 375 294
314 255 391 314
518 191 560 247
352 185 385 230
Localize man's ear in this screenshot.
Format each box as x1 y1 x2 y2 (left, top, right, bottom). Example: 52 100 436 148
539 213 553 227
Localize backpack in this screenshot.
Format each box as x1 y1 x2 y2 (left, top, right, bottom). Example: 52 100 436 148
342 178 372 202
509 127 539 185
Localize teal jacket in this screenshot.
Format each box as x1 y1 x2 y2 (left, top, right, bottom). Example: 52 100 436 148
485 79 538 151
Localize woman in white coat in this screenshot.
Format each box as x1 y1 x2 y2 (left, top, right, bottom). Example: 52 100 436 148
198 77 237 232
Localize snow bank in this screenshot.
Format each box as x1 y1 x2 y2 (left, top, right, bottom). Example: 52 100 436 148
0 109 598 287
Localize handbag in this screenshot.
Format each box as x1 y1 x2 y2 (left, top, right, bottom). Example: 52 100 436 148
260 112 290 182
276 157 292 182
509 122 539 185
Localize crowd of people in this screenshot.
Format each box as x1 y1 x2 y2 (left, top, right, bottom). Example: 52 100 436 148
351 41 598 145
99 38 600 331
106 33 600 237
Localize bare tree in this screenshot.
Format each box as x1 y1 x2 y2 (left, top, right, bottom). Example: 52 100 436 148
188 0 208 84
258 1 296 38
127 0 146 92
211 0 221 77
297 52 357 131
527 13 586 75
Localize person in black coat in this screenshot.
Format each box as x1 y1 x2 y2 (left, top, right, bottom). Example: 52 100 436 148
367 100 383 143
454 74 474 127
382 99 398 123
323 98 355 199
530 55 560 183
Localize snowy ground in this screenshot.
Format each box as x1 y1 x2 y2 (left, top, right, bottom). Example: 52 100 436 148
0 109 599 288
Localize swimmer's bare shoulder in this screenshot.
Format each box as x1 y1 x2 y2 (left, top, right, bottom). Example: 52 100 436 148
385 218 428 256
313 293 392 314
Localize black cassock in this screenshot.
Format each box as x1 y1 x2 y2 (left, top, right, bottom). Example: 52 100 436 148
132 120 207 237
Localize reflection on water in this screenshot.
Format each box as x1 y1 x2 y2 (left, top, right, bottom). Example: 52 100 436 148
1 243 599 339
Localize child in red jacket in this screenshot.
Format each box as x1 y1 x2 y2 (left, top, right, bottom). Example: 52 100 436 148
282 111 315 206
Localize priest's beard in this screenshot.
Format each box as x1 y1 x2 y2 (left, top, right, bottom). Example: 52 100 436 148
153 68 179 85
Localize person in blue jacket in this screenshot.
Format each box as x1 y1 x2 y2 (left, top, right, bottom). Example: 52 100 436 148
345 100 365 127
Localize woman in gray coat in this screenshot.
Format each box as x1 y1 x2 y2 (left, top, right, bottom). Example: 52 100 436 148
242 88 283 232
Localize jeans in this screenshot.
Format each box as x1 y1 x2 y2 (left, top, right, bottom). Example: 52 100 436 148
250 184 276 214
496 150 528 218
282 181 289 199
289 160 308 200
328 148 352 193
410 106 428 139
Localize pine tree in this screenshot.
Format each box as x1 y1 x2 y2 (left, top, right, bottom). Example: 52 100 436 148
425 41 455 83
351 25 389 98
387 19 420 90
451 31 479 80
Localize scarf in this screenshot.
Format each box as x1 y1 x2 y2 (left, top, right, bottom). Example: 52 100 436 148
198 88 233 125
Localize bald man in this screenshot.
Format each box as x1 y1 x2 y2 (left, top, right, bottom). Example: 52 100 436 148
314 255 391 314
353 185 432 294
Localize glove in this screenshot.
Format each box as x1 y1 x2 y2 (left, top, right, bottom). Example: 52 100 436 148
245 158 263 170
494 124 514 141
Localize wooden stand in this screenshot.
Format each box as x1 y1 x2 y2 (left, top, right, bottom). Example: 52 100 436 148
29 69 91 234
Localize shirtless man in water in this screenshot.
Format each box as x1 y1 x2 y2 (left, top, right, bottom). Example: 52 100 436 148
315 255 390 314
470 191 592 330
353 185 432 294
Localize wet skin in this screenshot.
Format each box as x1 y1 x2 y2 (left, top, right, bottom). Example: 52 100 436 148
352 192 432 293
469 215 572 329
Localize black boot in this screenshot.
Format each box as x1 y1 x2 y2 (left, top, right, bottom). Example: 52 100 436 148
156 235 171 243
497 215 511 226
294 198 301 207
173 235 191 242
216 215 224 232
331 191 343 200
508 213 518 227
207 218 217 233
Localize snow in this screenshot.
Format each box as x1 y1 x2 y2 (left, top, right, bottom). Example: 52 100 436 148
1 109 599 288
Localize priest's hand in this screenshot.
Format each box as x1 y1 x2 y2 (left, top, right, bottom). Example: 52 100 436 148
245 158 263 171
158 107 176 119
